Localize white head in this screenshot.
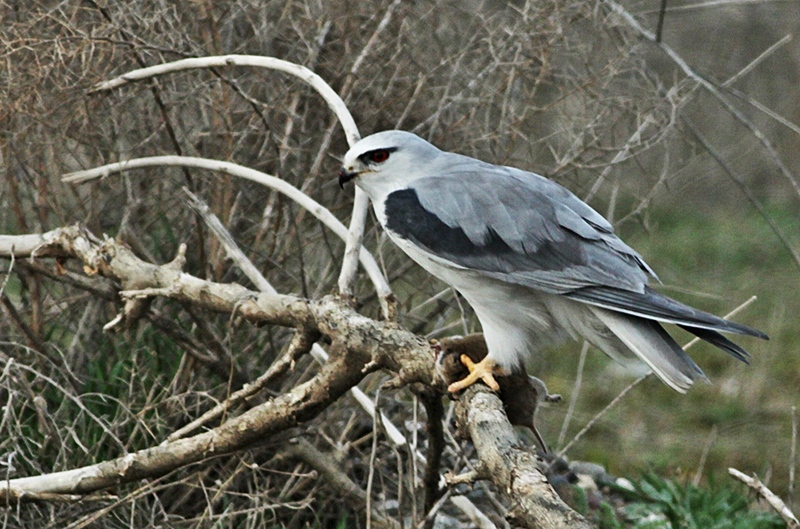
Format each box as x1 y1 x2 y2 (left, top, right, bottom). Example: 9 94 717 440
339 130 442 200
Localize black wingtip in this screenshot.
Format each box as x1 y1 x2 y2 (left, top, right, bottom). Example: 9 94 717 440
568 286 770 342
679 325 754 365
722 320 769 341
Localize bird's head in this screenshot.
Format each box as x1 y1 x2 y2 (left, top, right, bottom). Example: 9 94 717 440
338 130 441 199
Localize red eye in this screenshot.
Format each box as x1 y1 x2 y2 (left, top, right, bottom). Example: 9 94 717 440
369 149 390 163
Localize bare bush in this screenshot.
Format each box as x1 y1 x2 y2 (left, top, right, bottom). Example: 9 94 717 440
1 0 798 527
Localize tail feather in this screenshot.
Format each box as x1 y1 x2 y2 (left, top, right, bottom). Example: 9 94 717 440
568 286 769 340
678 325 751 364
591 307 707 393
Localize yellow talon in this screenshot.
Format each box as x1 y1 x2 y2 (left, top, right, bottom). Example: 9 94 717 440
447 355 501 393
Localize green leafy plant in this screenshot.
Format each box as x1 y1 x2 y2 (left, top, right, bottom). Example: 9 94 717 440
621 472 785 529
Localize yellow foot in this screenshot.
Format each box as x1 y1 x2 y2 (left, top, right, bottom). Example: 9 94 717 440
447 355 502 393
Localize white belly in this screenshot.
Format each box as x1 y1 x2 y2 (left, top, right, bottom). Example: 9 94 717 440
387 232 567 371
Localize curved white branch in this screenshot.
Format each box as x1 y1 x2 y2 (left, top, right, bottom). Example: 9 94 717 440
91 55 360 147
90 54 389 314
63 157 392 308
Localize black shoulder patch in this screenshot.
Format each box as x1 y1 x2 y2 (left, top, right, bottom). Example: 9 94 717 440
383 188 574 272
384 188 492 256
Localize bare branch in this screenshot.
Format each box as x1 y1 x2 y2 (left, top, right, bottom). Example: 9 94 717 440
0 227 436 506
90 55 359 147
181 189 410 452
721 34 792 88
281 438 401 529
455 386 592 529
681 117 800 271
0 232 73 259
163 328 317 443
182 187 277 295
603 0 800 198
0 338 370 505
0 225 588 526
728 468 799 528
86 54 391 313
62 156 393 310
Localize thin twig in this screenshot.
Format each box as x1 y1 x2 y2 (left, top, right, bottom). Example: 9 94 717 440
728 468 799 528
584 116 654 203
366 388 381 529
333 0 402 309
0 252 13 299
692 425 718 487
182 188 276 294
721 34 792 88
560 296 764 456
603 0 800 199
449 495 498 529
557 373 649 458
164 330 314 443
655 0 668 43
309 345 407 447
557 341 588 450
681 117 800 271
86 52 397 314
681 295 759 350
724 84 800 135
791 406 797 511
642 0 799 14
284 438 400 529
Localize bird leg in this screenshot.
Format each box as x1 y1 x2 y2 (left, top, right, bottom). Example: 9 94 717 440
447 355 503 393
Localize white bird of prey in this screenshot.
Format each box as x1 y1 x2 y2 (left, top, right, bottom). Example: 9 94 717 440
338 130 768 394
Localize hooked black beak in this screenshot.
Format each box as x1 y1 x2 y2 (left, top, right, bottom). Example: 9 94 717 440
338 168 358 189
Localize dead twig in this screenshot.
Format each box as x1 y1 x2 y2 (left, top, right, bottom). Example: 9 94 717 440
728 468 799 529
282 437 401 529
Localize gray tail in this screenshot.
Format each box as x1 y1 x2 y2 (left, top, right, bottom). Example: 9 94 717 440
591 307 707 393
568 286 769 340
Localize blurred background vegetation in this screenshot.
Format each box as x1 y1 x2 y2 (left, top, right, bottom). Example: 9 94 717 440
1 0 798 526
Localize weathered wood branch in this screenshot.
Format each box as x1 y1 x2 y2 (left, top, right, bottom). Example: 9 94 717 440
0 337 370 504
62 156 393 312
0 226 586 527
455 386 592 529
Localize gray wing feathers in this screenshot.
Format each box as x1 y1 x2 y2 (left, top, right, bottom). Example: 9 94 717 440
411 160 652 292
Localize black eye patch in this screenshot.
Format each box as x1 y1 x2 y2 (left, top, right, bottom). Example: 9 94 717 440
359 147 398 165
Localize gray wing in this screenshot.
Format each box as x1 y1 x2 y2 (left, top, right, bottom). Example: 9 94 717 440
382 157 767 341
384 157 654 295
